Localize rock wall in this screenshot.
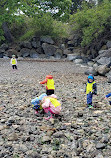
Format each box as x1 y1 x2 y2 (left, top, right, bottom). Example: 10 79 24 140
0 36 65 59
0 34 111 81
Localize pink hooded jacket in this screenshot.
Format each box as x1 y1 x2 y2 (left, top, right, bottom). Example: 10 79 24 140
42 94 61 114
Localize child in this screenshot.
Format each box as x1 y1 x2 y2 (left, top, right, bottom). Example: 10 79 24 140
85 74 97 108
10 55 17 69
31 93 47 114
39 75 55 95
105 93 111 105
41 94 61 120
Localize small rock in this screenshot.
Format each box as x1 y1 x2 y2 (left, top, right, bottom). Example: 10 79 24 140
8 133 18 141
96 143 106 149
74 59 83 64
94 153 104 158
53 131 65 138
77 112 83 117
1 119 7 123
42 136 51 143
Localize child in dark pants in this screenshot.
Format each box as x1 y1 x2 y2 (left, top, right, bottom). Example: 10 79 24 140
10 55 17 69
39 75 55 95
105 93 111 105
85 74 97 108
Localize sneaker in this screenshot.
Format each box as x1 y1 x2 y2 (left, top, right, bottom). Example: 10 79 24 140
88 105 94 108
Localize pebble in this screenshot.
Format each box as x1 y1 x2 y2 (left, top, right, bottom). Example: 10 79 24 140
0 60 110 157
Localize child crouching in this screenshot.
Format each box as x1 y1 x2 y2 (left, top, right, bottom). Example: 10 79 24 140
41 94 61 120
31 93 47 114
31 93 61 119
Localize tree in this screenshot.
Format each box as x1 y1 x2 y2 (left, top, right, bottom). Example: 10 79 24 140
70 0 84 14
20 0 72 21
70 0 97 14
70 0 111 46
0 0 72 43
0 0 24 43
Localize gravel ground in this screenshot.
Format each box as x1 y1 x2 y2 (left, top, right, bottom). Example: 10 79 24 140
0 59 111 158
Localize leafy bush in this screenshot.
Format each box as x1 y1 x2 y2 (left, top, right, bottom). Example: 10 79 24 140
9 16 27 40
19 13 69 41
52 21 70 40
70 0 111 46
0 23 5 44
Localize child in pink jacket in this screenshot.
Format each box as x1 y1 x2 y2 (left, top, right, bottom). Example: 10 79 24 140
41 94 61 120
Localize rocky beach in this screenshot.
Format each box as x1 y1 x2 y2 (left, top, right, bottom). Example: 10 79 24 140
0 59 111 158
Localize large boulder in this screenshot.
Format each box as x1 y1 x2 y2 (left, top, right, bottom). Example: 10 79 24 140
5 49 18 57
42 43 58 57
95 48 111 61
105 70 111 77
20 48 31 57
93 63 99 71
54 49 63 59
63 48 72 55
107 76 111 83
106 41 111 49
0 43 8 50
74 59 83 64
0 54 3 58
97 65 110 76
36 47 43 54
87 61 94 67
31 41 40 48
97 57 111 65
40 36 54 44
15 46 21 52
67 54 78 61
85 67 98 76
31 41 37 48
39 54 46 58
30 49 39 58
0 49 5 58
20 41 32 49
98 50 106 55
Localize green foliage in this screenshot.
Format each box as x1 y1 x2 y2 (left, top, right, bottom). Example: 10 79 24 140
0 0 26 43
70 0 87 14
9 16 27 39
0 0 71 43
21 0 72 21
70 0 111 46
32 13 54 36
52 21 70 40
0 23 5 43
19 13 69 41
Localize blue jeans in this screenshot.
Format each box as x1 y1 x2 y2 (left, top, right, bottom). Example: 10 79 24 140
87 93 93 105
